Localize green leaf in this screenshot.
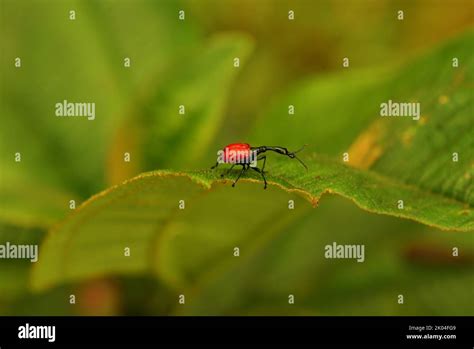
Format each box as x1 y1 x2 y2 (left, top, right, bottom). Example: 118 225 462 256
32 155 472 291
31 169 474 315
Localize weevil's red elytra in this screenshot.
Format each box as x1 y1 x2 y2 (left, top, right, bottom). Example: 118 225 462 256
222 143 252 163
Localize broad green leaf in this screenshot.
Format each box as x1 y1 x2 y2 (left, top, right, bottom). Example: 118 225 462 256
31 168 473 316
31 171 301 291
32 155 472 292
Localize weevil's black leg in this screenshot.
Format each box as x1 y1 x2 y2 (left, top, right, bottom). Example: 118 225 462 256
257 155 267 172
232 164 248 187
221 164 236 177
251 166 267 189
211 162 219 170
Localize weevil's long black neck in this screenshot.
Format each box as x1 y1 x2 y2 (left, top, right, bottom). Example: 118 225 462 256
251 146 289 156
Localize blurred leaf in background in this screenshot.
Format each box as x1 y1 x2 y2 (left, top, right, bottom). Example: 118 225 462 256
0 0 200 227
107 33 253 185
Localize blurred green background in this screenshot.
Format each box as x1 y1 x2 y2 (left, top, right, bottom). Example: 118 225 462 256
0 0 473 315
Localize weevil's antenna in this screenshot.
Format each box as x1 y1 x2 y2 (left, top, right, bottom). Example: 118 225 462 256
290 144 308 170
294 154 308 170
293 144 308 154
